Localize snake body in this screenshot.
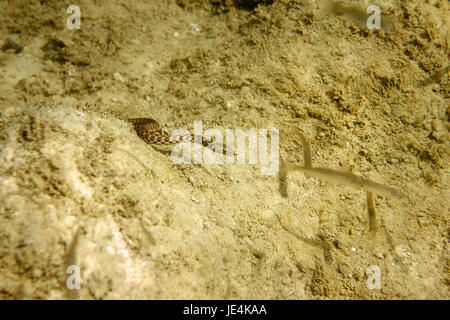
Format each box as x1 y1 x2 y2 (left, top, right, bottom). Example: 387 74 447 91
128 118 216 148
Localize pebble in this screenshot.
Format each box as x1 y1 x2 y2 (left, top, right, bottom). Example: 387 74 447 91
375 252 384 259
113 72 126 83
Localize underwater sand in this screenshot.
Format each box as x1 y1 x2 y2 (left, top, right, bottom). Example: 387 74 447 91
0 0 448 299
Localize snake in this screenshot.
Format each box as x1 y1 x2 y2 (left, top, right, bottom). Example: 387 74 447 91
128 118 220 150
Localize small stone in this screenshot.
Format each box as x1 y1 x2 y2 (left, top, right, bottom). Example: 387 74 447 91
113 72 126 83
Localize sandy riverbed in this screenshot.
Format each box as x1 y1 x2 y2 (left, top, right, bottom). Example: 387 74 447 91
0 0 448 299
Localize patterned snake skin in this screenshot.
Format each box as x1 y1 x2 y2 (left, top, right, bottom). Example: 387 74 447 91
128 118 216 148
